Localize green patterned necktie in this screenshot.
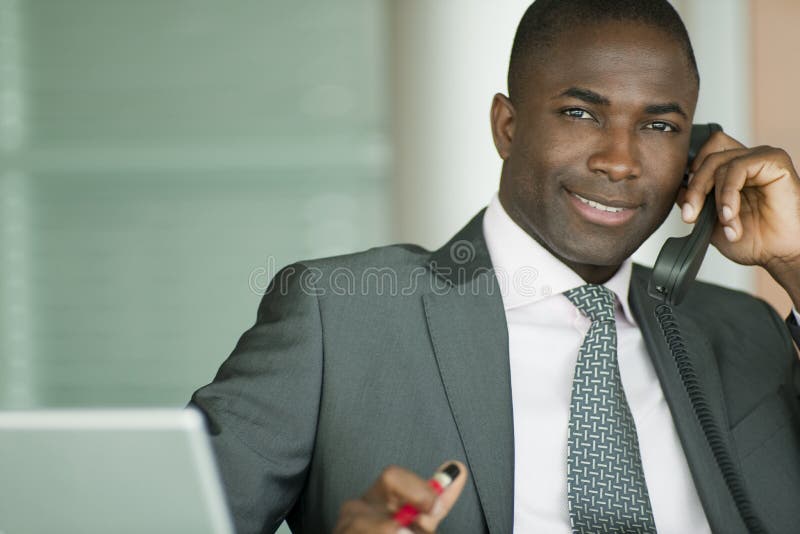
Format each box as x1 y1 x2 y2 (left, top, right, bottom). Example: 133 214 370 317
564 284 657 534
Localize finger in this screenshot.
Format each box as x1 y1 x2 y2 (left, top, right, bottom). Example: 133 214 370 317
722 216 743 243
412 461 469 532
713 161 740 223
682 148 748 223
363 465 438 515
675 184 688 208
682 129 746 223
689 130 746 174
709 220 732 249
712 160 748 241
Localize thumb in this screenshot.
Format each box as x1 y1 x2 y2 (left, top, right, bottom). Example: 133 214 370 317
675 186 689 211
411 461 468 532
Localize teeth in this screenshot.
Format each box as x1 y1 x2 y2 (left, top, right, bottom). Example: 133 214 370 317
574 193 626 213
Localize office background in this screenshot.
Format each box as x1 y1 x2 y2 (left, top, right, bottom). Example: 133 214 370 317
0 3 796 530
1 0 795 404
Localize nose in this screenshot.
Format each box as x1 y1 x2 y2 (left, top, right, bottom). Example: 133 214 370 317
587 127 642 181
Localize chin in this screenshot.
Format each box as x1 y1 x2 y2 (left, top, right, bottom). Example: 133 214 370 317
557 241 633 269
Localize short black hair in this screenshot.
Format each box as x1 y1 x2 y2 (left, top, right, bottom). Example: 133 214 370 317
508 0 699 101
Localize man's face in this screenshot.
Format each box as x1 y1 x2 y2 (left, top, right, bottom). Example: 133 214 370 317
495 21 698 281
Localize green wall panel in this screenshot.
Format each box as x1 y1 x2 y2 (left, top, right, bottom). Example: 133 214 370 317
1 0 390 409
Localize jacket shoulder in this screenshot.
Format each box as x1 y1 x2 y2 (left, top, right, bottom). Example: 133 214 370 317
298 242 431 273
269 243 438 301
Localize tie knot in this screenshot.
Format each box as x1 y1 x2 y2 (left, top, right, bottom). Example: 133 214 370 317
564 284 616 322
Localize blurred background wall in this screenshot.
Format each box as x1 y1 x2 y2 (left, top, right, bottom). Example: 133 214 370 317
750 0 800 316
1 1 796 532
1 0 393 408
0 0 795 416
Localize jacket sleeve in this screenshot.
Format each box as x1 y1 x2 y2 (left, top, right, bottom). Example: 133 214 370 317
190 263 323 534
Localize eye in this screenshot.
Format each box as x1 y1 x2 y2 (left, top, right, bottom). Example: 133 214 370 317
562 108 594 120
645 121 678 133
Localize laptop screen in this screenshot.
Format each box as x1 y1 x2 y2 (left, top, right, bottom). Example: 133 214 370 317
0 407 234 534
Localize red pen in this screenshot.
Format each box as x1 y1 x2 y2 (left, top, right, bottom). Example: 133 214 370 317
393 463 461 527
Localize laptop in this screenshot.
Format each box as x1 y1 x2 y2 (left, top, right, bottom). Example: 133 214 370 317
0 407 234 534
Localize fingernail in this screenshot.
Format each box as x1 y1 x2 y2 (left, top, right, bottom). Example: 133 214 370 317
724 226 736 241
397 528 415 534
429 462 461 503
687 172 695 185
681 203 695 222
722 205 733 222
440 463 461 481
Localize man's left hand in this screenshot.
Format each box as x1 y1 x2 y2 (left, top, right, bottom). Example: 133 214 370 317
679 130 800 308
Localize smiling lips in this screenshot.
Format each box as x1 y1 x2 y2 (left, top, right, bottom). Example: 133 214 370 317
568 190 639 226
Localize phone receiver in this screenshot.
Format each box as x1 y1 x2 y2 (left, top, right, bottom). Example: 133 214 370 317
648 123 723 305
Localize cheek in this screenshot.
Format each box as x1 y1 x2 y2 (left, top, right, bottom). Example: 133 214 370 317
641 149 688 199
644 177 683 227
508 153 548 197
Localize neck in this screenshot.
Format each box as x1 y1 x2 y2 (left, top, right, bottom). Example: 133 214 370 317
561 259 620 285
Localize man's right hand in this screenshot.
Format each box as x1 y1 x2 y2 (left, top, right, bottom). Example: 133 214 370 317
333 460 468 534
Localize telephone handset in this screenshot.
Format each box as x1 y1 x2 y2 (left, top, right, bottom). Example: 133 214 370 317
646 123 767 532
648 123 723 305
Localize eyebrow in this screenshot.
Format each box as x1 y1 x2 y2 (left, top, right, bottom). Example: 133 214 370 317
558 87 609 106
557 86 688 119
644 103 688 119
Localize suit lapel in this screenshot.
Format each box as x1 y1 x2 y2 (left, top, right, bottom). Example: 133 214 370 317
628 265 747 534
423 210 515 534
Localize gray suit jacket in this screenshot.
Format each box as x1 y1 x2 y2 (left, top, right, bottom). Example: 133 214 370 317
191 209 800 534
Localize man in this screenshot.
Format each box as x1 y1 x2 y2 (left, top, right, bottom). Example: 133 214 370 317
191 1 800 532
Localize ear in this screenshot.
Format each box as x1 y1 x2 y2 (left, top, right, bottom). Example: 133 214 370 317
490 93 515 160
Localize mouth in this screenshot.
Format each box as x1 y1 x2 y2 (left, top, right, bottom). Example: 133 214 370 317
566 189 640 226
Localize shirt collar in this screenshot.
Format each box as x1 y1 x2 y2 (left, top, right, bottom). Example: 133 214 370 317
482 193 637 325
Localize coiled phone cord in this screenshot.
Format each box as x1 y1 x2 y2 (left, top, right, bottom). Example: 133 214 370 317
654 303 768 534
